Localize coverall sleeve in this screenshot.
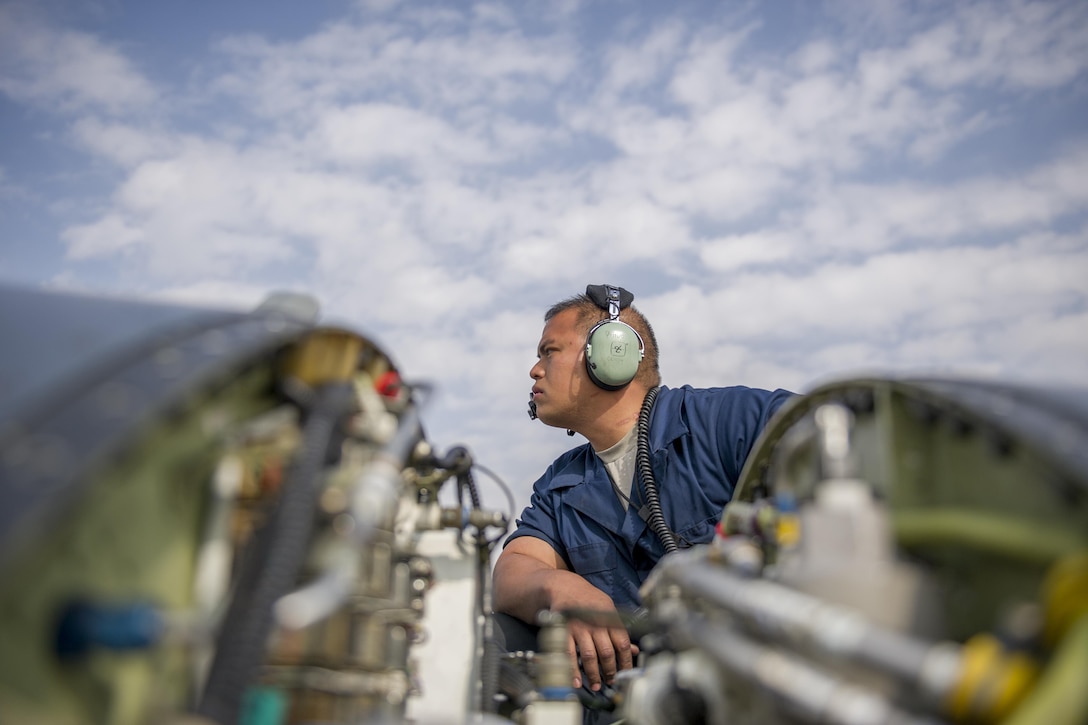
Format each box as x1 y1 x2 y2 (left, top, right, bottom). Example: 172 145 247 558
503 470 570 569
717 387 795 485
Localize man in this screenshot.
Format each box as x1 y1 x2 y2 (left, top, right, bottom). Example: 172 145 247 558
492 284 793 699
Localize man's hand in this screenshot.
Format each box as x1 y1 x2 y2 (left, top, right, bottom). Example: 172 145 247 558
548 576 639 691
493 537 639 691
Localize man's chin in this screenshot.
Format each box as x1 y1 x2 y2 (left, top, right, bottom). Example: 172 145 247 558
536 412 565 429
533 405 575 431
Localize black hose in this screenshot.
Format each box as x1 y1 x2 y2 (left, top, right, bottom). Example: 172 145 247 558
437 444 505 712
467 467 501 712
463 469 483 510
478 627 502 712
497 657 537 710
196 382 354 725
437 444 502 713
637 386 678 554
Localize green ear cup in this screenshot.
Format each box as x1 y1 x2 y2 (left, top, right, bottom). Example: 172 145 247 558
585 320 644 390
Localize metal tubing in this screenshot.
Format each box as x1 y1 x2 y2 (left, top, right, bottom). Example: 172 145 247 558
648 550 962 704
893 509 1087 565
671 613 944 725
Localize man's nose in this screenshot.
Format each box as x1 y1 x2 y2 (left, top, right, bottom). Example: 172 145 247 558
529 360 543 379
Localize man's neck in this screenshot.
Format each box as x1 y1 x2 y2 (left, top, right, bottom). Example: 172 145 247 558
581 385 651 451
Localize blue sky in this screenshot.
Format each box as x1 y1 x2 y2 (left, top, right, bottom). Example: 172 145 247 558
2 0 1087 504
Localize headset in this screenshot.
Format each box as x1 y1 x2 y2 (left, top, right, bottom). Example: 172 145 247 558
527 284 645 421
584 284 644 391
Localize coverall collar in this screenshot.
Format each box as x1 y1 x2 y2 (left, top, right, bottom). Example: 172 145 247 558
541 387 689 539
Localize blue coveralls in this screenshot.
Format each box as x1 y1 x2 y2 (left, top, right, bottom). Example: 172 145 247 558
505 384 794 609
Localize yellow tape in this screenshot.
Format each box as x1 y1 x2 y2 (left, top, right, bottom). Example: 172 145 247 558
775 513 801 548
946 633 1039 723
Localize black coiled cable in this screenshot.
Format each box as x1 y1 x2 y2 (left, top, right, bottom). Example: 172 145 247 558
196 382 354 725
439 445 503 713
636 386 679 554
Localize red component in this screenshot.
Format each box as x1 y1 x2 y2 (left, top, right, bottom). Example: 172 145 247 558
259 457 284 494
375 370 402 398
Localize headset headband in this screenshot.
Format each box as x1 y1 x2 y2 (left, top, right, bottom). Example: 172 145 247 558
607 287 621 320
586 284 634 315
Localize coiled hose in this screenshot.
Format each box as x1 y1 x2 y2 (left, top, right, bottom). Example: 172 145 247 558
465 465 502 713
637 386 678 554
196 382 354 725
441 445 503 713
497 657 537 711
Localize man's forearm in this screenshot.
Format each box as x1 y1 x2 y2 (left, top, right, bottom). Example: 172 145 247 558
494 547 639 691
493 550 571 624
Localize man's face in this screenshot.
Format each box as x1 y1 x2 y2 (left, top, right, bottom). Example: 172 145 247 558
529 308 593 429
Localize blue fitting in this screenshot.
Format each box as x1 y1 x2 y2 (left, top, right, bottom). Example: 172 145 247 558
538 686 577 701
55 600 164 657
774 491 799 512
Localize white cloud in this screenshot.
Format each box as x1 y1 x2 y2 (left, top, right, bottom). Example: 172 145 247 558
912 1 1087 90
63 212 144 259
3 0 1087 495
210 9 576 119
645 226 1088 395
48 0 1084 305
792 40 838 75
797 146 1088 255
0 4 156 113
601 21 686 96
668 30 753 110
551 199 690 259
498 235 589 281
70 117 170 167
563 4 1088 243
356 0 402 15
306 103 496 170
60 142 301 277
699 231 799 272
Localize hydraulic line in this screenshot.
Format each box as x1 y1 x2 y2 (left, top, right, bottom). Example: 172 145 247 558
647 550 962 706
498 656 537 711
477 546 501 714
669 612 943 725
196 381 354 725
893 509 1087 565
450 447 502 713
430 447 511 714
637 386 678 554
